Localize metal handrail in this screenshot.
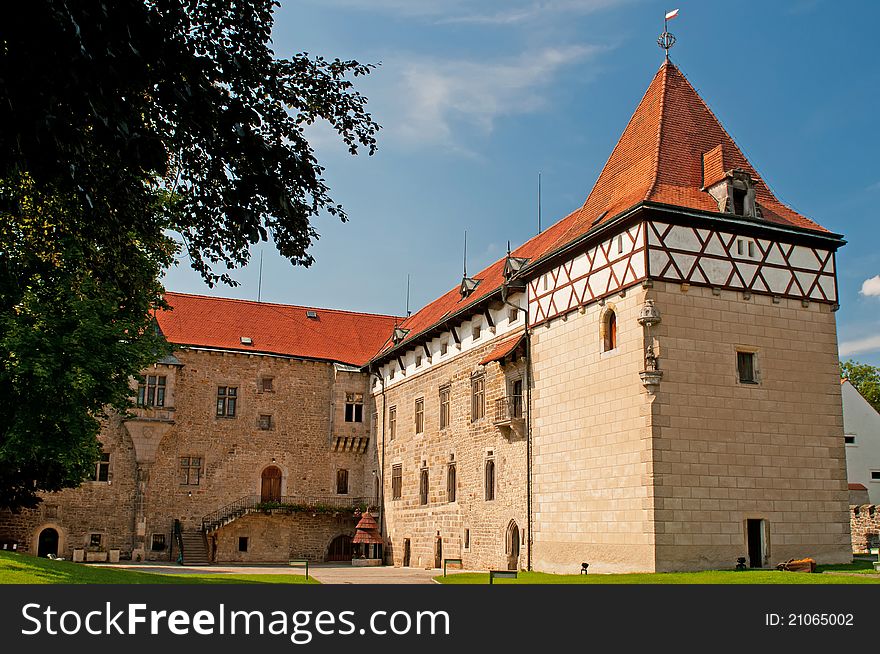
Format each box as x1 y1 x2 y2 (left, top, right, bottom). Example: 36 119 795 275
494 395 524 422
172 519 184 564
201 494 373 533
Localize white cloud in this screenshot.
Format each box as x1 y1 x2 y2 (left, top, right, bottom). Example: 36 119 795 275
307 0 635 23
371 45 603 154
840 334 880 357
860 275 880 297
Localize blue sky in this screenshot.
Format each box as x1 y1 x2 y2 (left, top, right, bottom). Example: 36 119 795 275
163 0 880 365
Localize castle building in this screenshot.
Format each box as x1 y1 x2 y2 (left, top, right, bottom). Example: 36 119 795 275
0 61 852 572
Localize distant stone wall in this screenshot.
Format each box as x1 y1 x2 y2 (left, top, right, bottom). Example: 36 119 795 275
850 505 880 554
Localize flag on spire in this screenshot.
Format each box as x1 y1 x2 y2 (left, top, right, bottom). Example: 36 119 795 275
665 8 680 20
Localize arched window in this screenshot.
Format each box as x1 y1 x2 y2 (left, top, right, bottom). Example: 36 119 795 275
485 459 495 501
603 309 617 352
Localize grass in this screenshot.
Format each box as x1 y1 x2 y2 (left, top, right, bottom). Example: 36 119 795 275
816 557 880 575
0 551 318 584
436 565 880 585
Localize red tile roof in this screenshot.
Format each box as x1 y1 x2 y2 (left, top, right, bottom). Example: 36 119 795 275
157 292 400 367
479 331 525 366
371 62 831 363
849 483 868 491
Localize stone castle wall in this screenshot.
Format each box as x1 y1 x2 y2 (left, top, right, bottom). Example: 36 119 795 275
376 334 527 571
650 281 851 570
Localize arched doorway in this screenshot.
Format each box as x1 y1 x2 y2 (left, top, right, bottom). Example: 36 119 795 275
37 528 59 558
260 466 282 503
506 521 520 571
326 534 352 562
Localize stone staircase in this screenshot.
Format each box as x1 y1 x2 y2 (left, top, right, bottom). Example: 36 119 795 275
179 530 210 566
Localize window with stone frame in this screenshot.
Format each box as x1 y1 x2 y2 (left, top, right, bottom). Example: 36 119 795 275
216 386 237 417
180 456 202 485
91 451 110 482
90 533 102 548
471 375 485 421
419 467 429 505
463 528 470 551
259 376 274 393
484 458 495 501
238 536 249 552
439 385 451 429
258 414 273 431
737 351 757 384
447 463 456 503
336 468 349 495
345 392 364 422
151 533 166 551
602 309 617 352
391 464 402 500
137 374 166 407
414 397 425 434
389 406 397 441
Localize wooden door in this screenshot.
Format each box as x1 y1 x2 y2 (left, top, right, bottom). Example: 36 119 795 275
260 466 282 503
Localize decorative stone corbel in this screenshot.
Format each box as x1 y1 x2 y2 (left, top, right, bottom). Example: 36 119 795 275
637 299 663 394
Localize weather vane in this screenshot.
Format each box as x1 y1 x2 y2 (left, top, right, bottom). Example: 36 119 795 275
658 8 679 60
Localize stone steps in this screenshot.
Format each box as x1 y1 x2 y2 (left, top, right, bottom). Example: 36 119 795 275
180 531 210 566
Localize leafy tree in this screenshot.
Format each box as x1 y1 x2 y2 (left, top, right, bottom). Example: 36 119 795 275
0 0 379 509
841 359 880 413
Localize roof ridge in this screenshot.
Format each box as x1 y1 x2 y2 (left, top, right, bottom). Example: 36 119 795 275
644 61 671 202
162 291 402 320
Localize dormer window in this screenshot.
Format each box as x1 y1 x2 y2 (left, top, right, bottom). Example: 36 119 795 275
460 276 479 298
703 146 761 219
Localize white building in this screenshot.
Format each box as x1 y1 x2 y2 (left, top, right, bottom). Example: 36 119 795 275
842 379 880 504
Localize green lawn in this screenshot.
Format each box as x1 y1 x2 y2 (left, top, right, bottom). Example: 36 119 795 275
437 565 880 585
0 551 318 584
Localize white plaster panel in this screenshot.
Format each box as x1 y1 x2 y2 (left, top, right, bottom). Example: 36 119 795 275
789 246 821 271
665 225 701 252
763 267 793 294
701 258 733 286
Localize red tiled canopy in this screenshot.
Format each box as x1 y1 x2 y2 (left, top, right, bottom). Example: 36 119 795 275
352 511 383 545
479 331 525 366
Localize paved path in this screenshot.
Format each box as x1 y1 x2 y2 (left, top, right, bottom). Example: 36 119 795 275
96 562 448 584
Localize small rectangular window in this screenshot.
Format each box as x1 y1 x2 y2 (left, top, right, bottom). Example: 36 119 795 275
439 386 451 430
90 534 102 548
151 534 166 551
737 351 757 384
508 308 519 323
473 324 481 340
92 451 110 482
440 342 448 356
258 414 272 431
748 241 755 258
416 355 422 367
845 435 856 445
737 239 744 255
180 456 202 485
392 464 402 500
260 377 274 393
447 464 456 503
345 393 364 423
471 375 485 421
238 536 249 552
415 398 424 434
485 458 495 501
419 467 429 505
464 528 470 550
617 234 624 254
389 406 397 441
216 386 237 417
336 469 349 495
871 471 880 481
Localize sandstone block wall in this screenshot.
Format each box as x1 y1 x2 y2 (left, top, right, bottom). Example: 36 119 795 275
376 336 527 571
530 287 656 574
650 281 851 570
